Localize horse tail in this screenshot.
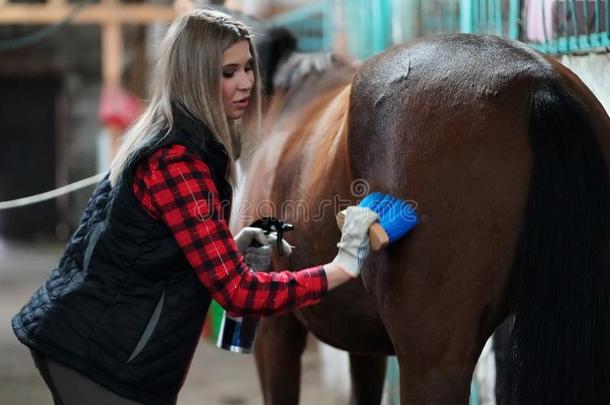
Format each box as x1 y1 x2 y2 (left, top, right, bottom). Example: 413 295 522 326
508 77 610 405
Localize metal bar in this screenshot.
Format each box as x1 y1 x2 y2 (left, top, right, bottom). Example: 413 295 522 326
380 0 388 51
351 0 357 54
343 0 349 55
370 0 378 54
488 0 493 33
582 0 592 47
438 1 444 33
322 0 332 51
540 0 548 52
473 0 480 33
487 0 496 34
595 0 600 32
480 0 487 33
566 0 578 36
568 0 579 48
441 1 447 34
353 0 360 57
606 0 609 39
495 0 502 36
485 0 490 33
371 0 377 54
508 0 520 39
356 0 363 58
551 0 559 53
452 0 459 33
589 0 600 46
562 0 570 52
583 0 590 35
461 0 474 33
488 0 492 33
361 0 369 58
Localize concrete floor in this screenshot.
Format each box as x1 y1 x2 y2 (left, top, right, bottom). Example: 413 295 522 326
0 240 343 405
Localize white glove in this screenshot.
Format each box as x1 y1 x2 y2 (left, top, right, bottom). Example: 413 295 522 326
331 206 379 277
234 227 269 254
236 228 294 271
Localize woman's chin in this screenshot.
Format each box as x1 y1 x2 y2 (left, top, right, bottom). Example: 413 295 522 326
227 111 245 120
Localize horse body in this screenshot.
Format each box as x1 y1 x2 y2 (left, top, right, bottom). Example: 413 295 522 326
350 35 536 403
238 34 610 404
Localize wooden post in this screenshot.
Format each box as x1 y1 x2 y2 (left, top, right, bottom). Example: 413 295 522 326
101 0 124 159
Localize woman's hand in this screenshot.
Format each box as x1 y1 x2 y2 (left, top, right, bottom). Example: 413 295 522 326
234 227 268 253
330 206 379 278
234 228 293 270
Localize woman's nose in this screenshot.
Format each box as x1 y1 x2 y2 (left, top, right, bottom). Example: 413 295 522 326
238 72 253 91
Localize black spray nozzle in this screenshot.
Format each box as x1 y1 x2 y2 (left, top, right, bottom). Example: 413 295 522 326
249 217 293 256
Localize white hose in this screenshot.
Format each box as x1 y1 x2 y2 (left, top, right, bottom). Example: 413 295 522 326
0 173 106 211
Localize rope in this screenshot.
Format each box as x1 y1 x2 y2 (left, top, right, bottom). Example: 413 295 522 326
0 172 105 210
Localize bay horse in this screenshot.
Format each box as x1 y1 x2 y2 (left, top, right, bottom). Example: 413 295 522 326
233 33 610 405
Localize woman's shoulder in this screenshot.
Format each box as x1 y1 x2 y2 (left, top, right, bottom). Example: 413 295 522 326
138 143 213 176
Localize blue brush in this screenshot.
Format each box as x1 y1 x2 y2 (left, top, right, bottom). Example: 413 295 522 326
336 192 419 251
359 192 419 247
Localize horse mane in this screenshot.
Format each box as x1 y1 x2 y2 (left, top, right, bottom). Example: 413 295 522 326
273 52 357 90
254 26 298 97
263 51 358 124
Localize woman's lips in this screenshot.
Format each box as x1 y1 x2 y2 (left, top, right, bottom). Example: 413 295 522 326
233 96 250 108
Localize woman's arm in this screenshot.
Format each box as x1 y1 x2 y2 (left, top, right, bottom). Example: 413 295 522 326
323 262 354 290
133 144 329 317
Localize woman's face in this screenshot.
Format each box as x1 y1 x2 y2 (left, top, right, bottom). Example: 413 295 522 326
221 40 254 120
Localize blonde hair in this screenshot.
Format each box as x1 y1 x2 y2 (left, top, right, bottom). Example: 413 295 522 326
109 8 262 186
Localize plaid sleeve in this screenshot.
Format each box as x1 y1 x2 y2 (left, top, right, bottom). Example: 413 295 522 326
133 144 328 317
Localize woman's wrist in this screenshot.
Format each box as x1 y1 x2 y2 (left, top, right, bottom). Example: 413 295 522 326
323 262 355 290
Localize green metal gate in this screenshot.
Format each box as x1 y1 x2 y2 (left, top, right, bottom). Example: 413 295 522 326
461 0 610 53
269 0 609 57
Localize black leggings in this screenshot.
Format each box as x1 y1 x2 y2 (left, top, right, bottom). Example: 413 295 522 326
31 351 145 405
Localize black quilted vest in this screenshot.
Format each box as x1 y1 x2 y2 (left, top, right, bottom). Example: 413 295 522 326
12 107 233 405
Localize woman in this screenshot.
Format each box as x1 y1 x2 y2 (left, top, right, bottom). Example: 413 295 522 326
12 9 382 405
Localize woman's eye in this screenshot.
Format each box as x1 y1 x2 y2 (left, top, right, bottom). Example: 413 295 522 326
223 70 235 78
245 64 253 72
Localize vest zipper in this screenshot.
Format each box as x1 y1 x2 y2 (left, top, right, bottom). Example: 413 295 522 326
126 291 165 363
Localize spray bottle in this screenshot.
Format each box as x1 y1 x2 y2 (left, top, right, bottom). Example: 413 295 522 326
216 217 293 353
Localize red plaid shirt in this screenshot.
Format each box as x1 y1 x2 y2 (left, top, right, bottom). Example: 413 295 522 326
132 144 327 317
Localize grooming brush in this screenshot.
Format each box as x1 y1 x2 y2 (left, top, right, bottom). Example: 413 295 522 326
336 192 419 251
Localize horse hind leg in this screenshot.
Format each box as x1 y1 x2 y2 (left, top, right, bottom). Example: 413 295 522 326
254 314 308 405
348 353 387 405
